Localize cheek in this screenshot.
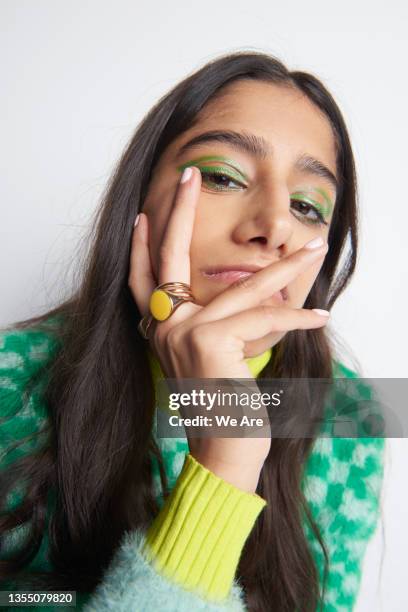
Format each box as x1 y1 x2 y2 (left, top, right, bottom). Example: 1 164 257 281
189 203 224 263
145 198 217 282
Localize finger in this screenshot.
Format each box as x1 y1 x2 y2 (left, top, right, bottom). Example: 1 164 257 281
192 240 329 324
197 304 330 351
158 166 201 286
128 213 156 316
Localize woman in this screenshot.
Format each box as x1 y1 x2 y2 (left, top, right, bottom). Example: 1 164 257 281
0 51 385 611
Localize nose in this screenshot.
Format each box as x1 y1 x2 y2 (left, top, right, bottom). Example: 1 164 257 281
232 183 294 252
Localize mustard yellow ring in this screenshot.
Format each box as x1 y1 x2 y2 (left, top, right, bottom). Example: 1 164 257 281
149 289 174 321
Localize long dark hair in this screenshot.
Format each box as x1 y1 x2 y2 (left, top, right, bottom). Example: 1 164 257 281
0 51 357 611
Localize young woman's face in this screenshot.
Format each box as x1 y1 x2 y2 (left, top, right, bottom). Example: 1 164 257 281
142 80 338 310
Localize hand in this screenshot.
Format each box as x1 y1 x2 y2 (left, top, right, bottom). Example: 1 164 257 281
128 166 329 491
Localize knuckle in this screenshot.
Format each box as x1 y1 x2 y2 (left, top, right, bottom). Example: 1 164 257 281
231 274 256 292
151 322 169 351
159 243 177 264
187 325 212 352
258 304 277 318
165 326 183 350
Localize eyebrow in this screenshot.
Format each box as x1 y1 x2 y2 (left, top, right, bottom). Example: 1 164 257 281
176 129 339 192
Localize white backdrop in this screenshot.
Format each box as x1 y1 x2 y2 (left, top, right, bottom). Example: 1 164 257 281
1 1 407 610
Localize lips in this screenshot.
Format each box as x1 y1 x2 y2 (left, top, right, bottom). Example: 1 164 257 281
201 266 288 301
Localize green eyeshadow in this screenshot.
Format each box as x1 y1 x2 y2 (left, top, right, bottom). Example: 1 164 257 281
176 155 334 218
176 155 249 183
291 189 333 218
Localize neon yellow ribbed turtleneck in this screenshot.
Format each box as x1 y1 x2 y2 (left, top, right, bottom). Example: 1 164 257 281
142 346 272 603
147 345 272 383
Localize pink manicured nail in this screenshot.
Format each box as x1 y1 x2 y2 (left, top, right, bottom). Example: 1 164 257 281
312 309 330 316
134 214 140 228
304 237 325 249
180 167 193 183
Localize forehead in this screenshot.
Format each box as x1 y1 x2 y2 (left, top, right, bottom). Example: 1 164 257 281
173 80 337 175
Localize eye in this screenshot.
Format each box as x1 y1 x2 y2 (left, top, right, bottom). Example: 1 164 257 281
199 168 247 192
196 168 330 226
290 198 328 226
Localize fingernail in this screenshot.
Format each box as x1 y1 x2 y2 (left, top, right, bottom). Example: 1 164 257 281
304 237 325 249
312 309 330 317
180 166 193 184
134 214 140 228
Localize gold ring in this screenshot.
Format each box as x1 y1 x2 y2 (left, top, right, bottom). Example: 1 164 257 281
137 282 196 340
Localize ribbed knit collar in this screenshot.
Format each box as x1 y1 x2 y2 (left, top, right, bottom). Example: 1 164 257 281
147 346 273 385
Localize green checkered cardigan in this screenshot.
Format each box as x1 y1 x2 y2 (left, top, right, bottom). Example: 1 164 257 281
0 317 385 611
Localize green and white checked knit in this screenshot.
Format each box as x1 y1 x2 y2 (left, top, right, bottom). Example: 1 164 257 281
0 319 385 611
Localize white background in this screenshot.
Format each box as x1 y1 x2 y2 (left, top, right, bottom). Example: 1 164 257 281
1 1 407 610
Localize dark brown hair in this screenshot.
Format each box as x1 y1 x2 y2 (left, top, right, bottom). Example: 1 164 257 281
0 51 357 611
